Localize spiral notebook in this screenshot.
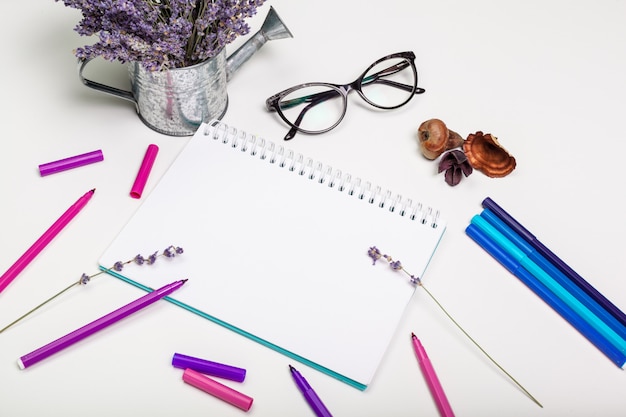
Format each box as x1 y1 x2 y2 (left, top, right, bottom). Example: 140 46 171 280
99 120 446 390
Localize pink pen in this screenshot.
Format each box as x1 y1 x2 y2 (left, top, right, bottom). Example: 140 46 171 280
412 333 455 417
130 144 159 199
0 189 95 294
182 368 253 411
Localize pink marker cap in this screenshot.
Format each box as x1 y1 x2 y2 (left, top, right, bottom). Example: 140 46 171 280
39 149 104 176
130 144 159 199
182 368 253 411
172 353 246 382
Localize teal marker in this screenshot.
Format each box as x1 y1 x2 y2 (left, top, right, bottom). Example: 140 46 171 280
471 215 626 355
480 208 626 342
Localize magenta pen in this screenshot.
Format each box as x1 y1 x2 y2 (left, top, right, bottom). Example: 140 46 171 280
0 189 95 294
412 333 455 417
130 144 159 199
182 368 253 411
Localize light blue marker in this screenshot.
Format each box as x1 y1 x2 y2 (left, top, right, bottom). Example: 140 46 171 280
466 223 626 368
481 208 626 342
471 215 626 355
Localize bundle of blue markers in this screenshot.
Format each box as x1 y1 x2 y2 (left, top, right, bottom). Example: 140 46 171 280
466 197 626 368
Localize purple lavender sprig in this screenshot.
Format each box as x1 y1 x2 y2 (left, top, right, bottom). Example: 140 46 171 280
56 0 266 70
0 245 184 334
368 246 542 408
367 246 421 285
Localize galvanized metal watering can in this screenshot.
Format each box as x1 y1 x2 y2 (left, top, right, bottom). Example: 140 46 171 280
78 7 293 136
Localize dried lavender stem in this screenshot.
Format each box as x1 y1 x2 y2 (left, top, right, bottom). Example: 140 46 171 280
418 283 543 408
0 281 78 334
368 246 542 408
0 246 182 335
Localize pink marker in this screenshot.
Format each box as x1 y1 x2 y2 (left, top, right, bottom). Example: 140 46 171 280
130 144 159 199
182 368 253 411
0 189 95 294
412 333 455 417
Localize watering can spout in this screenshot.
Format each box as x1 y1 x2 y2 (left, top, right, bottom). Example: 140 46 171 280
226 6 293 81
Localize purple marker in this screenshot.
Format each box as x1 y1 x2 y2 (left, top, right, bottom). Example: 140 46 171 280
289 365 333 417
18 279 187 369
172 353 246 382
482 197 626 328
39 149 103 176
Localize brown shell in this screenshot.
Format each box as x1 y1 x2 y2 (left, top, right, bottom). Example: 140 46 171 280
417 119 464 160
463 132 516 178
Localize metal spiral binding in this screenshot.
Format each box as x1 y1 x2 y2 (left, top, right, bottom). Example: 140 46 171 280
203 120 440 228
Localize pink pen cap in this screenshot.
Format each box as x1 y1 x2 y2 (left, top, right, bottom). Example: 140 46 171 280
172 353 246 382
130 144 159 199
182 368 253 412
39 149 104 176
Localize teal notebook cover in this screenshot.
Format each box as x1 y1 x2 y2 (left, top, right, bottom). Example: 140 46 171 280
99 120 446 390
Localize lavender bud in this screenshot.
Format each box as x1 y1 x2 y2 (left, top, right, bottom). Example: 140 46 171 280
368 246 382 264
80 273 91 285
163 246 183 258
146 251 158 265
390 260 403 270
134 254 145 265
410 275 421 285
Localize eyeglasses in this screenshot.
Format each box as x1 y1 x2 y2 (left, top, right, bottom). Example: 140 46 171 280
265 51 425 141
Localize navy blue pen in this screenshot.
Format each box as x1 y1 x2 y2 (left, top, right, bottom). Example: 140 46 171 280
481 208 626 342
482 197 626 328
289 365 333 417
466 223 626 368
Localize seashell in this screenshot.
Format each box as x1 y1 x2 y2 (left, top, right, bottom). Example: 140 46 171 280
417 119 464 160
463 131 516 178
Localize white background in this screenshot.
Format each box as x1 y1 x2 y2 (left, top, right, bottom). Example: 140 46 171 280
1 1 625 416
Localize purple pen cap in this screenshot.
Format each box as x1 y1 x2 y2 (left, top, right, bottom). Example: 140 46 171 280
39 149 104 176
172 353 246 382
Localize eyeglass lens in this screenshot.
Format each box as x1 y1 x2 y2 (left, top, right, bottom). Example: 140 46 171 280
360 56 416 108
277 55 416 134
278 85 346 134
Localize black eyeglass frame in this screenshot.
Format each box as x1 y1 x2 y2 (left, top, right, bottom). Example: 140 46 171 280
265 51 425 140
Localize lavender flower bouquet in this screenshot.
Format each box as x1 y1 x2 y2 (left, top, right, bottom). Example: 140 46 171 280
57 0 266 71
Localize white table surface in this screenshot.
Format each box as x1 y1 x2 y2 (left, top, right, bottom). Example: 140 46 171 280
1 1 625 416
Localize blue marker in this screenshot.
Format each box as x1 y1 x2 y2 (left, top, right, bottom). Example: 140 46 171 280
470 215 626 357
466 223 626 368
481 208 626 342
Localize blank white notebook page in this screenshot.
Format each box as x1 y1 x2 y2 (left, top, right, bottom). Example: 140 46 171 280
99 120 446 389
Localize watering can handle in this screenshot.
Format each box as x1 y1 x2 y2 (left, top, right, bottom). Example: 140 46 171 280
77 57 137 108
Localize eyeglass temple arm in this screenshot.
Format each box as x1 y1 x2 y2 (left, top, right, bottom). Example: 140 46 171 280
361 61 423 94
284 89 343 140
366 78 425 94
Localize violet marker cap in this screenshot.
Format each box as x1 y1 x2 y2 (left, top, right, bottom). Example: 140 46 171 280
182 368 253 411
172 353 246 382
39 149 104 176
130 144 159 199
